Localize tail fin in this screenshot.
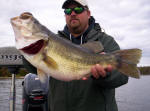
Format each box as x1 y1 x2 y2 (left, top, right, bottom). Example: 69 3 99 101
113 48 142 78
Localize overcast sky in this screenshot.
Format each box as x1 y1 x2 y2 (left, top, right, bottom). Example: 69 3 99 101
0 0 150 66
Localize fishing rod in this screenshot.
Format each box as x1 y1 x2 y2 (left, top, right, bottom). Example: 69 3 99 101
10 73 16 111
0 47 23 111
8 65 21 111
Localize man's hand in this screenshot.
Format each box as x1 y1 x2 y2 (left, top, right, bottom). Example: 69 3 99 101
91 64 113 79
82 64 113 80
82 52 113 80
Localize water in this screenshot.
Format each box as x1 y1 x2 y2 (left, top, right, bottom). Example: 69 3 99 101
0 78 22 111
116 76 150 111
0 76 150 111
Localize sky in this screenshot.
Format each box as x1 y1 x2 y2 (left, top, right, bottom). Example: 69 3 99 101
0 0 150 66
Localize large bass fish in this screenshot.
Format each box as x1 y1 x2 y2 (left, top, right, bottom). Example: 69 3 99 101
10 12 142 82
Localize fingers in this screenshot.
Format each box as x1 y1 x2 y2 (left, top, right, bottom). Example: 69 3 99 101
82 64 113 80
105 64 113 72
91 64 106 79
100 52 105 54
91 65 100 79
91 64 113 79
82 77 88 80
83 52 113 80
96 64 106 77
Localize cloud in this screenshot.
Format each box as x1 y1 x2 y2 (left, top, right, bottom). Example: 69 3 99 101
88 0 150 66
0 0 149 66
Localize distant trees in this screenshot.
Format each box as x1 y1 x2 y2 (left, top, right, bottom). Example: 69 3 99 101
138 66 150 75
0 67 10 77
0 66 150 77
0 67 28 77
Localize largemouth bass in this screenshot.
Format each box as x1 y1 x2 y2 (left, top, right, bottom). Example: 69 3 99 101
10 12 142 81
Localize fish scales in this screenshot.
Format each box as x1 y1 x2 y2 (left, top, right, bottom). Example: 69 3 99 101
10 12 142 81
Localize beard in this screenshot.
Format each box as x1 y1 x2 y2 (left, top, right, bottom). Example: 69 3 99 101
70 19 80 27
68 19 83 34
66 16 89 35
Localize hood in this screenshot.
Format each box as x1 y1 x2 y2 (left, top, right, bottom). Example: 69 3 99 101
59 16 101 44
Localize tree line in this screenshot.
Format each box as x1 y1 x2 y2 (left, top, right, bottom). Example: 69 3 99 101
0 67 28 77
0 66 150 77
138 66 150 75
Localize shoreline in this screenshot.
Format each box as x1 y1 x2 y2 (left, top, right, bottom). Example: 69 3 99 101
0 77 24 79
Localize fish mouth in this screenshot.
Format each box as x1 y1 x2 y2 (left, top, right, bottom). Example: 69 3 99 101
10 12 33 27
10 16 20 27
20 39 45 54
19 12 33 20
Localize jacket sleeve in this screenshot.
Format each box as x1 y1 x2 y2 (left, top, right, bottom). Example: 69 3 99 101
93 33 129 89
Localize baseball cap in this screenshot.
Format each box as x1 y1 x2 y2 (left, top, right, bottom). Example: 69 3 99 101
62 0 89 9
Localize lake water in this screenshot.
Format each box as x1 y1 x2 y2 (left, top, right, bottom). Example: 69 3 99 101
0 78 22 111
0 76 150 111
116 76 150 111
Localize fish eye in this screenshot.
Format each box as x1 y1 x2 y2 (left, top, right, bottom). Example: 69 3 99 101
20 12 32 20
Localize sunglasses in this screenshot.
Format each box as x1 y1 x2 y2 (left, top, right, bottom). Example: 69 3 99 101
64 7 86 15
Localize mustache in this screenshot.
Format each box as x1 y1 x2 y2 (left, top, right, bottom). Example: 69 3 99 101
70 17 79 22
70 16 79 20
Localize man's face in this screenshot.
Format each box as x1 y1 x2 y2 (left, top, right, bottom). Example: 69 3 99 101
64 3 91 35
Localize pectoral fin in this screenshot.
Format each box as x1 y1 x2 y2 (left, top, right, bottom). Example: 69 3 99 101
37 69 48 83
81 41 104 53
43 52 58 69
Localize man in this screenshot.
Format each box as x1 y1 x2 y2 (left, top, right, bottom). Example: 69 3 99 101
23 0 128 111
49 0 128 111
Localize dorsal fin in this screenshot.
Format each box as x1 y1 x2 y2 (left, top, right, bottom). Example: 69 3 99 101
81 41 104 53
